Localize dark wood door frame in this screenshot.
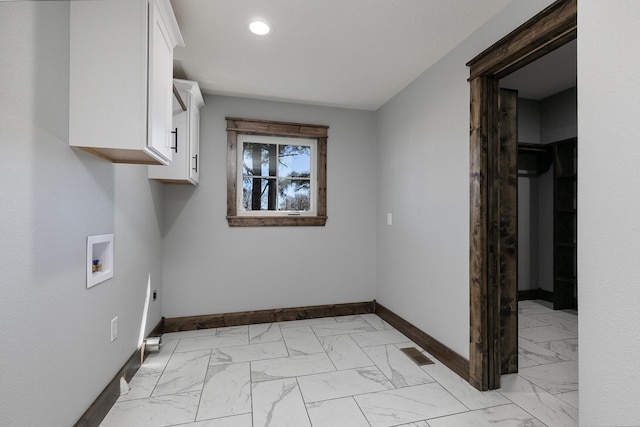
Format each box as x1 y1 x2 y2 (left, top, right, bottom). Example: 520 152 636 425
466 0 577 390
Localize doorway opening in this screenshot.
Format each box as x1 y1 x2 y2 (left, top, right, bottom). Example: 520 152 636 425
501 39 578 311
466 0 577 390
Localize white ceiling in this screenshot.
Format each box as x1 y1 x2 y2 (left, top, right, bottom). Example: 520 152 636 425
170 0 518 111
500 39 577 100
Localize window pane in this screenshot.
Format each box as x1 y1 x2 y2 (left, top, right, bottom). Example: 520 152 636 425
278 145 310 178
242 177 277 211
243 143 277 177
278 179 311 211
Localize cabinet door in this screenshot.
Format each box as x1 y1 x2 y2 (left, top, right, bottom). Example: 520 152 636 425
147 0 174 163
189 107 201 183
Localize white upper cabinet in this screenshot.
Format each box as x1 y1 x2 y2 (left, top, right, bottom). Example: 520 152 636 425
149 79 204 185
69 0 184 165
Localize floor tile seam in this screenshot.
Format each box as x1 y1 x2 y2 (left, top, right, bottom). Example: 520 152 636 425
519 336 568 346
248 334 286 345
524 324 579 334
119 390 201 408
249 323 284 345
518 325 552 330
319 351 351 373
497 374 573 408
518 352 538 362
309 319 379 336
249 362 255 427
353 325 412 344
425 375 473 413
165 324 250 339
209 353 294 367
519 348 573 361
519 313 556 318
176 333 252 353
353 333 419 383
178 338 292 357
311 321 357 372
527 336 579 345
520 309 554 313
518 344 572 356
152 355 212 399
535 310 578 317
555 392 579 410
518 359 577 368
491 396 551 427
520 325 578 334
249 368 341 384
253 363 378 384
295 376 316 427
296 378 406 426
167 413 252 427
529 313 578 321
147 340 182 398
349 394 375 427
356 381 473 417
517 374 579 395
421 402 515 424
546 386 579 396
360 313 385 331
495 383 552 426
377 345 434 387
517 357 572 367
421 406 473 422
193 349 215 423
277 319 339 329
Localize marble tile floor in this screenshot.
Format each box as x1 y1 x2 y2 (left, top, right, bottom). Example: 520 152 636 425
101 301 578 426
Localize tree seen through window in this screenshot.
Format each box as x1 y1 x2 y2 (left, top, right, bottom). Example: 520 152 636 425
241 140 312 212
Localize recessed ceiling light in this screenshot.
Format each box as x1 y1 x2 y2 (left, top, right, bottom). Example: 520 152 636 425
249 19 271 36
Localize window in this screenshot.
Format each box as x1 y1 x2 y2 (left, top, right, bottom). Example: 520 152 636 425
238 134 316 216
226 117 328 226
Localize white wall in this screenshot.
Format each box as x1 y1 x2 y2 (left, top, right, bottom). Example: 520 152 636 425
375 0 555 358
161 95 377 317
0 3 164 425
578 1 640 424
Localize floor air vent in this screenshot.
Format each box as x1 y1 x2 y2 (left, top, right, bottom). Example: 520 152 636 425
399 347 434 366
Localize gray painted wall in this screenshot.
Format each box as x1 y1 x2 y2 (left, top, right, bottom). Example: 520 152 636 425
517 98 541 291
375 0 556 358
518 98 541 144
3 0 639 424
579 1 640 423
0 3 164 425
517 88 577 293
518 176 540 291
540 87 578 144
161 95 377 318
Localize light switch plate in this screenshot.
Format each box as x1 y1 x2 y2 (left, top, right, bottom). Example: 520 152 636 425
111 316 118 342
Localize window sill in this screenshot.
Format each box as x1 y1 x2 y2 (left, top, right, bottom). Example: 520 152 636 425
226 216 327 227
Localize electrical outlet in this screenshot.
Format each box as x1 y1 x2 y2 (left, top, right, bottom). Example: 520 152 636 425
111 316 118 342
386 213 393 226
153 290 157 301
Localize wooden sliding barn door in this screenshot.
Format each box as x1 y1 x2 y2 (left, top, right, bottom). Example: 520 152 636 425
498 89 518 375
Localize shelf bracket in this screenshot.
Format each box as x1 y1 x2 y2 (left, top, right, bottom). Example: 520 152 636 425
173 84 187 111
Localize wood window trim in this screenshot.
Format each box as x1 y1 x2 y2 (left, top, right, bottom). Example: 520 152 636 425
466 0 576 391
226 117 328 227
